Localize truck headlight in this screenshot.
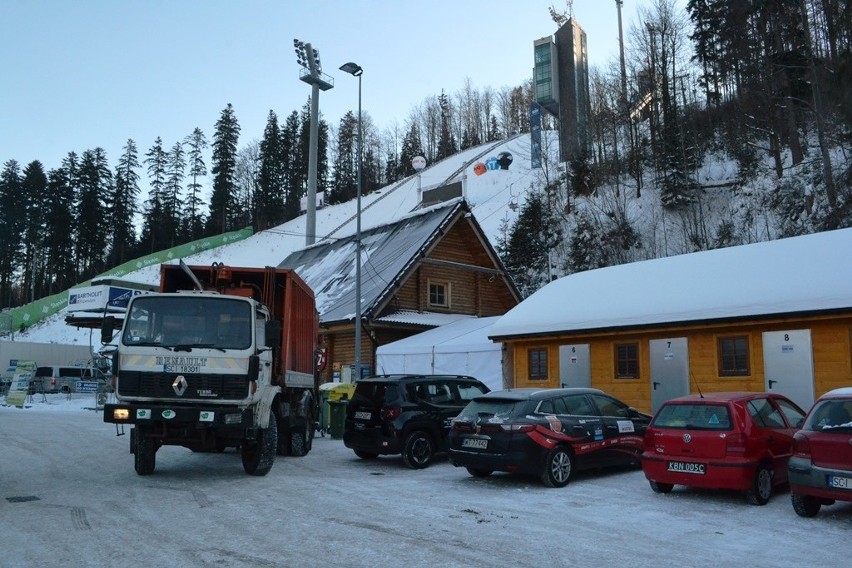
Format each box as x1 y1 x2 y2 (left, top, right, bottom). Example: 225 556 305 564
113 408 130 420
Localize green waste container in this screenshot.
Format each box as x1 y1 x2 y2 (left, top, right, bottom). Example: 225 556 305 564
328 399 349 439
318 382 355 436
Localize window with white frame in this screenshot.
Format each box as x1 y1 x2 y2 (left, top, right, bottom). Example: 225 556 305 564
428 280 450 308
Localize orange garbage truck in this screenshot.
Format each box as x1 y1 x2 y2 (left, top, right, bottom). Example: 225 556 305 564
103 262 320 476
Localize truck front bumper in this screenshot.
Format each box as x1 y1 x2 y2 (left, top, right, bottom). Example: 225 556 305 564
103 402 254 430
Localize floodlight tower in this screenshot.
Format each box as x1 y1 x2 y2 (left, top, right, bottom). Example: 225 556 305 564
294 39 333 246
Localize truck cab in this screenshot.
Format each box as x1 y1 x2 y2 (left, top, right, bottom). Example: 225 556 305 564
103 263 319 477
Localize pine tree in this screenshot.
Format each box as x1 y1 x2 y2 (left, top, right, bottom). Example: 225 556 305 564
0 160 24 307
140 137 169 253
44 163 76 294
183 127 208 240
20 161 49 301
165 141 186 246
399 123 423 178
75 148 112 278
256 110 285 229
487 115 501 142
208 103 241 235
331 111 357 204
436 90 458 161
281 110 302 221
567 213 603 273
110 139 140 267
501 192 562 297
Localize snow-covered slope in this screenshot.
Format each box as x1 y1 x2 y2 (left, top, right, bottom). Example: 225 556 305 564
19 134 549 345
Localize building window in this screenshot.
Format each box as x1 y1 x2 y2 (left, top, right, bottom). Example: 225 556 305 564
718 336 750 376
529 348 548 381
615 343 639 379
428 281 449 308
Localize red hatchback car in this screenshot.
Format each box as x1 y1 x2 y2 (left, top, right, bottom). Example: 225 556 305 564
642 392 806 505
788 387 852 517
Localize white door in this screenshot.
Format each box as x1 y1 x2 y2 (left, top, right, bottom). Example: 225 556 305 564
649 338 690 412
762 330 815 410
559 344 590 388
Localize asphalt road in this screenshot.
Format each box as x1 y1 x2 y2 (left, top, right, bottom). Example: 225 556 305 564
1 400 850 567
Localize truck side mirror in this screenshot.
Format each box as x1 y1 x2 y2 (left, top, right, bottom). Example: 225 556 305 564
264 321 281 348
248 355 260 382
101 316 116 344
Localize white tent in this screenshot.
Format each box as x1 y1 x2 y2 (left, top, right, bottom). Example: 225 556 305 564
375 316 503 391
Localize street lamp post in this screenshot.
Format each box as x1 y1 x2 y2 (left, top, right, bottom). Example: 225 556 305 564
339 61 363 380
294 39 333 246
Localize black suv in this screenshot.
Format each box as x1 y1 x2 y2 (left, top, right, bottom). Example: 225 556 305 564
343 374 490 469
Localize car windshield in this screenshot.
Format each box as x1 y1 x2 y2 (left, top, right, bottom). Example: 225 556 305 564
652 403 732 430
123 296 252 350
804 400 852 431
458 399 523 421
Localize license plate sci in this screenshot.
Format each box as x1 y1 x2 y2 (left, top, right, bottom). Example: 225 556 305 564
667 461 706 475
354 411 371 420
462 438 488 450
828 475 852 489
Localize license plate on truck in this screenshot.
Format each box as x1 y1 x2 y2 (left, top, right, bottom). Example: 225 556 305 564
828 475 852 489
354 411 371 420
667 461 706 475
462 438 488 450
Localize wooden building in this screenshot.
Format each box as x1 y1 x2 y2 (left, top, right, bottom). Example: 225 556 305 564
488 228 852 413
280 199 520 383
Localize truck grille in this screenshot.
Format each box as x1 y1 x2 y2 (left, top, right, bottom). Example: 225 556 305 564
117 371 249 400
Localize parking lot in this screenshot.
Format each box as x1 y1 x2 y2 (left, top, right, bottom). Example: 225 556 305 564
1 395 850 567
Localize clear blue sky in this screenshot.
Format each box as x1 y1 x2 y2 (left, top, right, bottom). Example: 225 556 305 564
1 0 685 175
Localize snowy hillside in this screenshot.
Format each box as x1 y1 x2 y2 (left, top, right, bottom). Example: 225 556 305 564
18 134 552 345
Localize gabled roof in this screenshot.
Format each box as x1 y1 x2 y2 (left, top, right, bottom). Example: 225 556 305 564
280 199 509 326
489 227 852 340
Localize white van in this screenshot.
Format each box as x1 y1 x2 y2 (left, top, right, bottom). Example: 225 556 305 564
34 365 96 393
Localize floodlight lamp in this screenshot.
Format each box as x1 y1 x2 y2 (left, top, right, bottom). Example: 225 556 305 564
339 62 363 76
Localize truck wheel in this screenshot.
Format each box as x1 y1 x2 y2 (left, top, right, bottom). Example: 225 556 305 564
289 416 314 457
276 419 290 456
242 410 278 476
134 428 156 476
402 430 434 469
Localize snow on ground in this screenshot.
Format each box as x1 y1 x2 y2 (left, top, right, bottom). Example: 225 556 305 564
1 395 850 568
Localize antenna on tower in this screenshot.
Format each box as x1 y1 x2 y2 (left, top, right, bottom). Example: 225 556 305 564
548 1 573 26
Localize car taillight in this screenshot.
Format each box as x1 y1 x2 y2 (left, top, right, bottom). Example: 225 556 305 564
726 432 747 454
792 432 811 458
643 430 656 451
500 424 535 432
380 407 401 421
452 421 473 432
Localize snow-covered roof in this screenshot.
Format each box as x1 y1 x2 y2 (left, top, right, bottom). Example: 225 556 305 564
279 200 464 324
489 227 852 339
374 310 475 327
378 316 502 355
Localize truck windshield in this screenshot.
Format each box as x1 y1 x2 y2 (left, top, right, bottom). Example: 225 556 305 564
123 296 253 350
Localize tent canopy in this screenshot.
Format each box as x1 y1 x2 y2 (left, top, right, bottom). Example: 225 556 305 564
376 316 503 391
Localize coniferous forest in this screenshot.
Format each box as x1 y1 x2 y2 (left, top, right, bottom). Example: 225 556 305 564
1 0 851 310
